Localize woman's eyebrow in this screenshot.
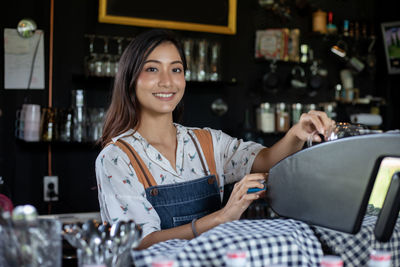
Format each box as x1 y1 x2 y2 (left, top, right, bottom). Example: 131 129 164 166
171 60 183 65
144 59 183 65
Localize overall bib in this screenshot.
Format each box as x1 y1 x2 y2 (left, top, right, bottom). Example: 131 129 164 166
113 129 222 229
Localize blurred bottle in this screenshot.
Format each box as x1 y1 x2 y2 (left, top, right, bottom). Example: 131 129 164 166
71 89 88 142
59 108 73 142
326 12 337 35
343 20 350 37
40 107 56 142
291 103 302 126
275 103 290 132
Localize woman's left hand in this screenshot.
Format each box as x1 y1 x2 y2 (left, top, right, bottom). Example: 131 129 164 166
291 110 335 143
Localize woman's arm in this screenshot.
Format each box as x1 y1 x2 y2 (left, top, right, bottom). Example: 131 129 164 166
137 173 267 249
251 110 334 173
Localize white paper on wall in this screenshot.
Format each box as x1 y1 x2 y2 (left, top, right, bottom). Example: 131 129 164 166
4 28 45 89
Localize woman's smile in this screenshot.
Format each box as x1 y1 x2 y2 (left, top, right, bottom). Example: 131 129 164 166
152 92 176 101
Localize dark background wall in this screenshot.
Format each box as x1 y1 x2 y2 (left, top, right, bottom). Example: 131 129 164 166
1 0 399 215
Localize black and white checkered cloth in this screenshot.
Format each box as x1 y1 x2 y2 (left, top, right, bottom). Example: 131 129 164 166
132 219 323 267
312 215 400 267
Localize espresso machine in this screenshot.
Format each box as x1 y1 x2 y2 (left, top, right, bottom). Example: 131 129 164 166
266 132 400 242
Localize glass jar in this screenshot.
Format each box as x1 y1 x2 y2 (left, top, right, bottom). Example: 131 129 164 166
258 103 275 133
40 107 56 142
276 103 290 132
291 103 302 126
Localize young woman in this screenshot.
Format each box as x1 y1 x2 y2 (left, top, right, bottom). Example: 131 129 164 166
95 29 334 249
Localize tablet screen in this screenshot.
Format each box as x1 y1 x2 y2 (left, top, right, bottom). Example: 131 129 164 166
368 157 400 209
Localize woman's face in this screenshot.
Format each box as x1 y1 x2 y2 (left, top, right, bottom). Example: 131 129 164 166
135 41 186 118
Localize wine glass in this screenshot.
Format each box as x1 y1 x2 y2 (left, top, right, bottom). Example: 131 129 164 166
112 37 124 77
101 36 113 77
83 34 97 76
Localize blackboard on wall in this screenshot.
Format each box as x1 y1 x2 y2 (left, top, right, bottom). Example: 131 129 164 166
98 0 237 34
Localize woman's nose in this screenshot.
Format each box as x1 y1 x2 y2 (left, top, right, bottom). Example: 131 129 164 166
158 71 172 88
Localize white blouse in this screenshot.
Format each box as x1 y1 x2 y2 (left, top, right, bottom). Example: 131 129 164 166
95 124 265 238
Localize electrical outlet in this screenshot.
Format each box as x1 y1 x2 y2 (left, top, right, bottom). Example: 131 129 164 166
43 176 59 202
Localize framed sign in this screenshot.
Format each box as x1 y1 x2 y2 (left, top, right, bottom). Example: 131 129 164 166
381 21 400 74
98 0 237 35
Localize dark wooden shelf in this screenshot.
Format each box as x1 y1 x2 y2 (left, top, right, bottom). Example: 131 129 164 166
16 138 100 149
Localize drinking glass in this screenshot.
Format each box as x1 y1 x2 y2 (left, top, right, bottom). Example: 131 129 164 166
112 37 124 77
101 36 113 77
307 122 381 147
84 34 97 77
183 38 194 81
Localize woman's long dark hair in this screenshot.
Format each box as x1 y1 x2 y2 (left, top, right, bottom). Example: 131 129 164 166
101 29 187 147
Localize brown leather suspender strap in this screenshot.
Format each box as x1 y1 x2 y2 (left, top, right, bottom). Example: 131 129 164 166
192 129 219 184
187 132 209 176
113 139 157 189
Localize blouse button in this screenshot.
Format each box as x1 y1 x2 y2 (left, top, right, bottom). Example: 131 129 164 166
150 188 158 196
208 177 215 185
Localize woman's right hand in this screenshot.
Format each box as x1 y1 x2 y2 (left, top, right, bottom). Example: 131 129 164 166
217 173 268 223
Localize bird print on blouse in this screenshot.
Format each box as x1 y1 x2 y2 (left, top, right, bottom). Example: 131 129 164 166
183 137 190 145
111 156 118 165
142 202 153 214
122 178 132 187
101 154 105 166
231 160 237 168
188 152 196 161
160 174 166 183
216 131 222 141
127 164 134 177
120 204 128 214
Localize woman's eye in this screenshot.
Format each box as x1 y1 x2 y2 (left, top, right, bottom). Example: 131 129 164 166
145 67 157 72
173 68 182 73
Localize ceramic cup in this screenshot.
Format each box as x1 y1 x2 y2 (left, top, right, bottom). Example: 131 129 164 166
23 104 41 142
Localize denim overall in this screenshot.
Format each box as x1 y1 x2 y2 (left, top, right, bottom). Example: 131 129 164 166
115 130 221 229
